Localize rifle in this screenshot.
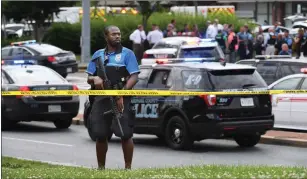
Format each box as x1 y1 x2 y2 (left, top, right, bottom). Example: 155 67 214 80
94 56 124 137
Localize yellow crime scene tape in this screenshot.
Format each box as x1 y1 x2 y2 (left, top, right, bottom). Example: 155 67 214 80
1 90 307 96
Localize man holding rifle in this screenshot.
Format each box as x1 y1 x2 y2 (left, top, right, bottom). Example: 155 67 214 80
86 25 140 170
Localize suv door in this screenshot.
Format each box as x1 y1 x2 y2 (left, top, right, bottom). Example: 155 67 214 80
290 77 307 130
256 61 280 85
144 68 172 128
270 77 303 128
132 67 153 128
1 48 12 60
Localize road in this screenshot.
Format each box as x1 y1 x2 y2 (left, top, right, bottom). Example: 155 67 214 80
2 121 307 169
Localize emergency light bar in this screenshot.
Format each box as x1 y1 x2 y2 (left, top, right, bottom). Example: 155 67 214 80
301 68 307 74
11 40 36 46
155 57 221 64
2 59 37 65
255 55 292 60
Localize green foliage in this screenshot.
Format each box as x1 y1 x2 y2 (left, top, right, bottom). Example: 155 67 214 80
42 12 256 54
1 36 34 48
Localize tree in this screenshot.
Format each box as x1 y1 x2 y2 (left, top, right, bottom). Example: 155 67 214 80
137 1 163 30
2 1 77 41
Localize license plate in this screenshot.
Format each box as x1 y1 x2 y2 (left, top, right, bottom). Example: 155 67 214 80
48 105 61 112
240 98 254 107
67 67 72 73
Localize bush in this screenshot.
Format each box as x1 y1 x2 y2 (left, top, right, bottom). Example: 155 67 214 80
42 12 256 54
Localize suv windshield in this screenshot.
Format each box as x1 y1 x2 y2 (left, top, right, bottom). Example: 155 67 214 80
208 69 267 90
179 47 221 59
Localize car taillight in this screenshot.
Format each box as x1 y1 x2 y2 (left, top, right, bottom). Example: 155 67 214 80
199 94 217 106
16 86 30 99
1 60 4 65
143 53 148 58
73 85 79 90
48 56 56 62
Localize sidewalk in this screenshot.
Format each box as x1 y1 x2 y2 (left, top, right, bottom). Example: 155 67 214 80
72 115 307 148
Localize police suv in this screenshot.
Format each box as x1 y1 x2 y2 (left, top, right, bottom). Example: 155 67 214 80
84 59 274 150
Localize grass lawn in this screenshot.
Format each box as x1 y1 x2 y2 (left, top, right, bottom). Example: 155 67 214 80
2 156 307 179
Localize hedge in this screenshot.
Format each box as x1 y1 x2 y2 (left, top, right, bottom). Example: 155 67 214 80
10 13 256 54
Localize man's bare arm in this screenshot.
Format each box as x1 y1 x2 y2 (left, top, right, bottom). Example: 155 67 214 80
123 73 138 90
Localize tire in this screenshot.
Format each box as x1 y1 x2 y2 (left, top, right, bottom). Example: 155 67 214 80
234 134 261 148
54 118 72 129
164 116 194 150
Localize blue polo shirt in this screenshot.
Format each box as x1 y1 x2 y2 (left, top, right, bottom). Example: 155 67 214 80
86 46 140 75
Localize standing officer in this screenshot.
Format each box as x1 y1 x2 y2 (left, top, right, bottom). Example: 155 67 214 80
86 25 140 170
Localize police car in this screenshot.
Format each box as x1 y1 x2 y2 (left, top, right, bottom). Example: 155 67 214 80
1 63 80 130
141 37 201 65
236 55 307 85
83 58 274 150
268 68 307 131
142 38 225 65
1 40 78 78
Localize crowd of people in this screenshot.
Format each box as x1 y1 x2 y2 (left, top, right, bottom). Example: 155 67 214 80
129 19 307 63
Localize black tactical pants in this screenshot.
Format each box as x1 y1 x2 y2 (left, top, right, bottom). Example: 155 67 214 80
88 96 135 141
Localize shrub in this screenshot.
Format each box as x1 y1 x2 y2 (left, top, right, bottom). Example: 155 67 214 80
42 12 256 54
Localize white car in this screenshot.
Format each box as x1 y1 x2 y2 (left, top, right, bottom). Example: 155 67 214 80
141 37 200 65
269 68 307 131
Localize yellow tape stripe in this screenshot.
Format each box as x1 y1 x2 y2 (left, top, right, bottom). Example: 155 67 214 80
1 90 307 96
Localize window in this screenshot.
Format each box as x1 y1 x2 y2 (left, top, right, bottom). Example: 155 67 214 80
208 69 267 90
181 71 211 90
272 77 302 90
1 48 11 57
300 78 307 90
134 68 152 89
22 49 32 56
5 67 65 84
281 63 307 77
29 44 64 55
11 48 24 56
256 62 279 85
147 69 170 89
179 47 222 59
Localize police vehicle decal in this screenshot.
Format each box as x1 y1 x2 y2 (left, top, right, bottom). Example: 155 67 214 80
132 98 159 119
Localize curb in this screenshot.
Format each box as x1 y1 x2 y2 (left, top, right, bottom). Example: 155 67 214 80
260 135 307 148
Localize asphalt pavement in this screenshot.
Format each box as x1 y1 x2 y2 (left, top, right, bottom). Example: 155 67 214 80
2 121 307 169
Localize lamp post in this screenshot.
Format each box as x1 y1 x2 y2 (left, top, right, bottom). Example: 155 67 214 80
81 0 91 63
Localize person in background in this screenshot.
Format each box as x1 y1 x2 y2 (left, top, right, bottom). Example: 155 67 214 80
181 24 189 33
237 26 248 60
254 35 265 55
245 25 254 59
294 29 307 59
192 24 200 37
164 24 174 38
206 19 219 39
274 21 282 35
226 24 237 63
147 24 163 49
203 20 211 38
168 19 177 32
264 28 277 55
274 33 285 55
215 29 227 54
129 25 146 63
283 30 293 54
279 43 291 55
223 24 229 36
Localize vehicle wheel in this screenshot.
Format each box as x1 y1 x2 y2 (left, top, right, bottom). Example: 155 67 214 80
61 73 68 78
234 134 261 148
54 118 72 129
165 116 194 150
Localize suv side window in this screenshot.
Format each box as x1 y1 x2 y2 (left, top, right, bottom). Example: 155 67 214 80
301 78 307 90
147 69 170 89
1 48 11 57
272 77 302 90
11 47 24 56
134 68 152 89
22 48 32 56
256 61 279 84
280 62 306 77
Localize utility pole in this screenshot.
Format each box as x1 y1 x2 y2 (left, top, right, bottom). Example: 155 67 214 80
81 0 91 63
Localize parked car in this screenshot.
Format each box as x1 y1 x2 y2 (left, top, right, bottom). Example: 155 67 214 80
84 58 273 150
1 40 78 78
268 68 307 131
236 55 307 85
1 64 80 129
141 37 200 65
